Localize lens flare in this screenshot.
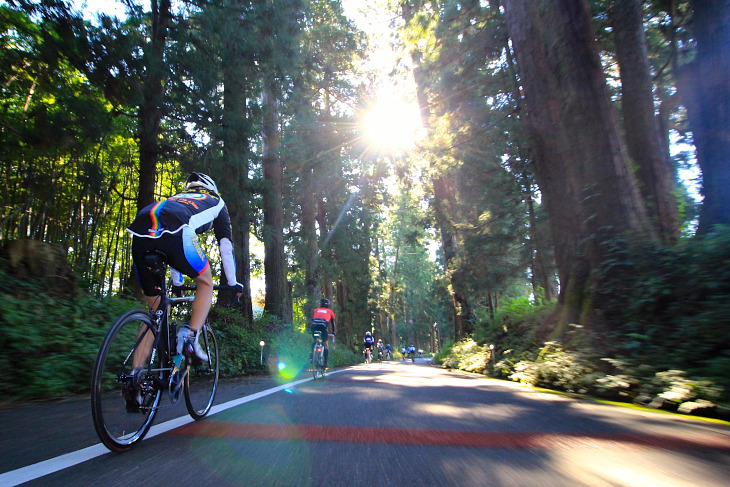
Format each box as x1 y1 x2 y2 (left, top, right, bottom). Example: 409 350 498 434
275 356 307 381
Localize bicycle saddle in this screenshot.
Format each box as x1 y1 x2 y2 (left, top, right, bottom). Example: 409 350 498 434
144 250 169 270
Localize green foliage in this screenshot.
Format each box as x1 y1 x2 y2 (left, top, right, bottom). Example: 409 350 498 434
0 264 361 401
437 269 730 417
432 340 454 365
328 341 360 368
208 306 268 376
0 268 138 399
509 341 595 393
436 338 490 374
649 369 722 404
596 229 730 395
473 297 556 368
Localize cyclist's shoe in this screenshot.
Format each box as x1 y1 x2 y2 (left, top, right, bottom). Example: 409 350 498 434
182 331 209 363
176 324 191 355
122 367 144 413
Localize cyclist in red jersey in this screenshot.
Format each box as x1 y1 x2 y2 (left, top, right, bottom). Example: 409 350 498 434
310 299 336 369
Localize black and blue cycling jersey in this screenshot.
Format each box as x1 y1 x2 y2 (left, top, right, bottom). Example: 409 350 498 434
127 191 233 241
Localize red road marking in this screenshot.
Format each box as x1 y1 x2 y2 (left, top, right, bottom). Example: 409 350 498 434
168 422 730 451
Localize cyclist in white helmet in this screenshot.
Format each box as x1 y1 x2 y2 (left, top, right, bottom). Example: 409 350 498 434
125 172 243 410
363 331 375 359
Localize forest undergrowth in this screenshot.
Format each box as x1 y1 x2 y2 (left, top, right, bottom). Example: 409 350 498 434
0 258 358 402
435 228 730 420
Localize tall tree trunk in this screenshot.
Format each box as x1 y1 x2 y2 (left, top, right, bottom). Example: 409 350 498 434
402 0 472 339
502 0 656 333
678 0 730 234
610 0 680 243
262 84 289 321
222 55 253 322
525 179 553 302
336 280 352 348
301 166 321 320
136 0 171 212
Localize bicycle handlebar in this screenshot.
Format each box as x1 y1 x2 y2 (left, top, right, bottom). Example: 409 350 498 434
170 284 241 307
174 284 240 292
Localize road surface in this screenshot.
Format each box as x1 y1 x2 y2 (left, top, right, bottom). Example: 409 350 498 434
2 359 729 486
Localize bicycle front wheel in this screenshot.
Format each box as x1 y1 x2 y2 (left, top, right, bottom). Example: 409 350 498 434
91 310 162 452
184 323 219 420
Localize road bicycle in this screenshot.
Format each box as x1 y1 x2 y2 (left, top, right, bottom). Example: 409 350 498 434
377 348 384 362
91 250 235 452
364 348 372 364
310 331 326 379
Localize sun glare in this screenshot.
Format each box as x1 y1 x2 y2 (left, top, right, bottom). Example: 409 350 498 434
363 89 424 152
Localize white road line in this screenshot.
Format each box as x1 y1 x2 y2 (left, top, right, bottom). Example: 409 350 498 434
0 369 345 487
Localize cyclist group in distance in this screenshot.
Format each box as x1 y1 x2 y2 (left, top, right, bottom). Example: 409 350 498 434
401 345 417 361
362 333 399 362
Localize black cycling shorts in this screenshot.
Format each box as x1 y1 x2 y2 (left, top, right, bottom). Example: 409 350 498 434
310 324 329 343
132 228 209 296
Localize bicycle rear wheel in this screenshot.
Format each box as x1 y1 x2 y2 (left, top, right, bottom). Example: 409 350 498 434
312 344 319 379
184 323 219 420
312 343 324 379
91 310 162 452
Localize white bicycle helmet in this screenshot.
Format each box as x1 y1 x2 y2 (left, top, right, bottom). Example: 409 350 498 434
185 172 218 194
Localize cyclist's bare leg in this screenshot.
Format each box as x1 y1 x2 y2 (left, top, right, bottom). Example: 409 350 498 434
190 266 213 333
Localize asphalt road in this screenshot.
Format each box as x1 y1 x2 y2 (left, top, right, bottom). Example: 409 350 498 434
2 359 730 486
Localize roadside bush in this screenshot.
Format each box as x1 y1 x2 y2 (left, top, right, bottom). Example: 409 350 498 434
473 298 555 370
438 339 490 373
599 229 730 396
649 369 722 405
433 341 454 366
0 263 348 401
509 341 595 393
0 269 138 399
328 339 360 367
209 306 268 376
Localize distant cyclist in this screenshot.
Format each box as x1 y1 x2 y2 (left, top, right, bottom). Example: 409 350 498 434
310 298 336 369
363 332 375 360
385 343 392 359
376 338 384 359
